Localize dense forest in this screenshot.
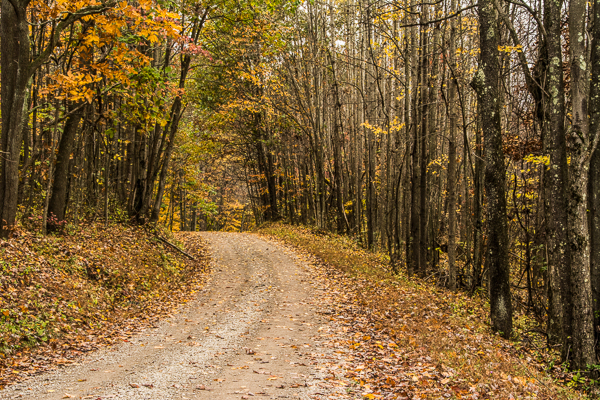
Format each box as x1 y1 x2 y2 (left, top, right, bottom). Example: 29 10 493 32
1 0 599 377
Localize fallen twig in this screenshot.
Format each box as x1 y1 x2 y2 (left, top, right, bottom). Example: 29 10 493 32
156 235 196 261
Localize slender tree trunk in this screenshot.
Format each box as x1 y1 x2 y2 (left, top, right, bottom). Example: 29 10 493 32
447 0 459 290
448 137 458 290
48 104 85 229
191 204 197 232
408 11 420 275
418 20 429 277
103 145 109 226
42 105 60 235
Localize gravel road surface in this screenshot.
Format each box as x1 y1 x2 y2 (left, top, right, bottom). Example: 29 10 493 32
2 233 338 400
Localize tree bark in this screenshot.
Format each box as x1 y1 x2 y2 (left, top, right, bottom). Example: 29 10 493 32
48 105 85 230
472 0 513 337
568 0 600 369
447 0 459 290
0 0 32 237
588 0 600 365
543 0 573 356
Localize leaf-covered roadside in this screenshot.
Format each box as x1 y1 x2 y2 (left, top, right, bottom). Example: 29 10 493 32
0 224 210 389
258 223 585 399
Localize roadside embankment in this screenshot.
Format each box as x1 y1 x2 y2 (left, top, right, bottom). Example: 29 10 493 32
0 223 209 388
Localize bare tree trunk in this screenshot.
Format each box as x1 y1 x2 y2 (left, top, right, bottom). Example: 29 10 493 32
0 0 32 238
447 136 458 290
418 19 429 277
570 0 589 140
472 0 513 337
582 0 600 364
543 0 573 357
408 7 420 275
569 170 596 368
567 0 600 369
42 105 60 235
590 136 600 348
447 0 459 290
191 204 197 232
48 104 85 229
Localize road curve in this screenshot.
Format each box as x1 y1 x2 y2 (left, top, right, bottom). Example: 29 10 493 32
1 232 336 400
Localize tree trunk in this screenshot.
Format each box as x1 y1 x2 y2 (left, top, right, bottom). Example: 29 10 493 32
447 0 458 290
448 139 458 289
150 98 183 223
0 0 32 238
569 170 596 369
590 135 600 348
588 0 600 364
408 13 420 275
472 0 513 337
418 20 429 277
570 0 589 140
543 0 573 357
573 0 600 368
191 205 197 232
48 105 85 230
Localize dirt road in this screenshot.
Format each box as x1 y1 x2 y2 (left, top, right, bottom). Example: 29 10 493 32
2 233 340 400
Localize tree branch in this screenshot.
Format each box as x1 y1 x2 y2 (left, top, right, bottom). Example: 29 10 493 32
493 0 546 99
29 2 116 75
395 4 477 28
503 0 546 39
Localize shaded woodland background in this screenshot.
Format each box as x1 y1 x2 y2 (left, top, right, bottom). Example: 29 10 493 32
1 0 600 375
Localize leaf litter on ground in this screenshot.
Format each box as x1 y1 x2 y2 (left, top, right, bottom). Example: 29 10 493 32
258 223 586 400
0 223 210 389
